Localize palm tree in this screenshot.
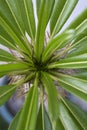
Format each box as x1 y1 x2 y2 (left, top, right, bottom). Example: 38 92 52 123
0 0 87 129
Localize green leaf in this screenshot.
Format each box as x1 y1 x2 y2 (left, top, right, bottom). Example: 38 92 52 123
5 0 36 39
35 0 54 61
0 25 17 50
0 0 35 56
68 37 87 57
0 0 30 54
36 103 52 130
63 99 87 129
0 84 16 106
0 63 29 76
16 78 38 130
74 70 87 80
0 0 21 36
36 0 41 17
0 49 17 62
41 72 59 124
51 0 78 36
59 101 82 130
0 0 34 55
9 109 22 130
50 0 66 34
49 53 87 69
67 9 87 30
36 103 44 130
44 106 53 130
75 19 87 36
52 73 87 100
42 30 75 62
0 16 28 52
55 118 65 130
20 0 36 39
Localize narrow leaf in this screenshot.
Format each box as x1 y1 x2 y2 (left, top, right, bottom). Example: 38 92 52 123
0 25 17 50
9 109 22 130
55 118 65 130
51 0 78 36
0 84 16 106
0 16 28 52
59 101 82 130
22 0 36 39
0 0 21 36
0 49 17 62
0 63 29 75
36 104 44 130
42 30 75 62
16 78 38 130
52 73 87 100
36 104 52 130
75 19 87 36
74 70 87 80
44 106 52 130
35 0 54 61
6 0 36 39
41 72 59 123
49 53 87 69
50 0 66 34
64 99 87 129
68 37 87 57
67 9 87 30
36 0 41 18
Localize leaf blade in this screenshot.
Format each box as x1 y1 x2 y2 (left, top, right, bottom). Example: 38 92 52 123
35 0 54 61
52 73 87 100
0 84 16 106
50 0 66 34
59 101 82 130
63 99 87 129
9 109 22 130
42 30 75 62
0 49 17 62
67 9 87 30
41 72 59 127
51 0 78 36
16 77 38 130
0 63 29 77
49 53 87 69
36 103 52 130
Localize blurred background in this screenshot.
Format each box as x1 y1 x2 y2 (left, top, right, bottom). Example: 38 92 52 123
0 0 87 130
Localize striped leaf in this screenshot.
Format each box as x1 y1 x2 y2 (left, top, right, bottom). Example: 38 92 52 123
55 118 65 130
0 49 17 62
67 9 87 30
50 0 66 34
63 99 87 129
36 0 41 17
41 72 59 126
52 73 87 100
16 78 38 130
36 103 52 130
6 0 36 39
42 30 75 62
0 25 17 50
35 0 54 61
51 0 78 37
0 84 16 106
59 101 82 130
68 37 87 57
49 53 87 69
0 0 35 54
9 109 22 130
0 63 29 76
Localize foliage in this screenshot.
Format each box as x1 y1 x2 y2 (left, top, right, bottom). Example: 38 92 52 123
0 0 87 129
